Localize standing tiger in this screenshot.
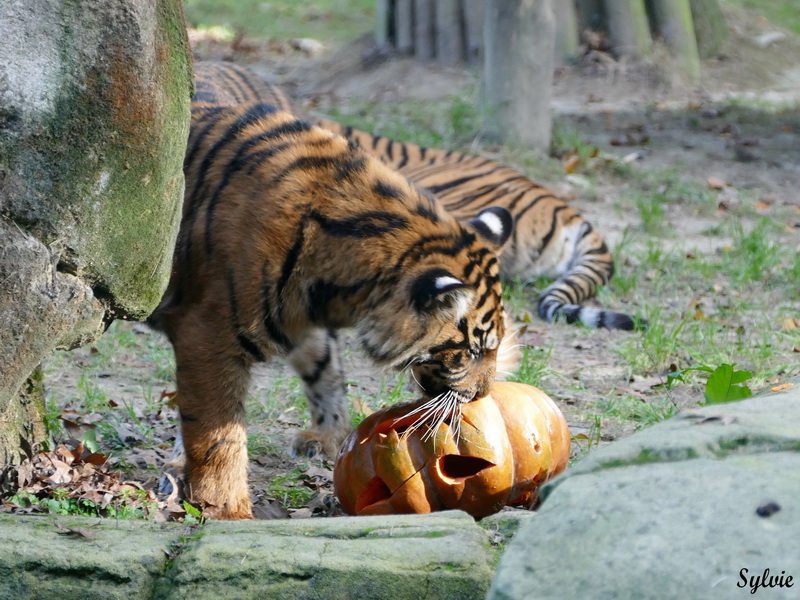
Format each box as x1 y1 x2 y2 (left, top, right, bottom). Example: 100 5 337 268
194 61 640 330
148 62 514 518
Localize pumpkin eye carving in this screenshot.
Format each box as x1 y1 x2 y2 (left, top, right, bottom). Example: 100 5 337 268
334 382 571 519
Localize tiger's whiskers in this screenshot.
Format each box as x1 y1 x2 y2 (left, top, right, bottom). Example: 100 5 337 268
390 391 466 454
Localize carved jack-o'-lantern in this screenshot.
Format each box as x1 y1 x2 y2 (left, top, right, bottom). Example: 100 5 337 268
333 381 571 519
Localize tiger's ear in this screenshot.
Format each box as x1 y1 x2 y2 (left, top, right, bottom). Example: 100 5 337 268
466 206 513 250
411 268 475 321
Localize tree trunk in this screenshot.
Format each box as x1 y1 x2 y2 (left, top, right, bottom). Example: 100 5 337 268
649 0 702 81
689 0 728 58
375 0 391 48
436 0 464 65
575 0 605 34
482 0 555 151
395 0 414 53
463 0 485 63
414 0 436 59
605 0 652 59
553 0 580 64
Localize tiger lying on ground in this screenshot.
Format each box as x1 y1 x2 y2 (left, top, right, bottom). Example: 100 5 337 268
315 120 640 330
148 61 514 518
194 61 640 330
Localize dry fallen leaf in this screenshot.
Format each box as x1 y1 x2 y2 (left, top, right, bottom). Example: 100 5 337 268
770 383 794 392
782 317 800 332
352 396 374 417
54 520 97 540
563 154 580 174
1 442 166 521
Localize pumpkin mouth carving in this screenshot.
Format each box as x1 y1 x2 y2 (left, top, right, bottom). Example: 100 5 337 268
436 454 495 483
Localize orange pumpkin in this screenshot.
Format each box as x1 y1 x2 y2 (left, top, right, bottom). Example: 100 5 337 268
333 381 570 519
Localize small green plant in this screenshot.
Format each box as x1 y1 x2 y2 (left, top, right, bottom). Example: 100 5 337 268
248 431 280 457
80 429 100 454
702 364 753 405
182 500 206 524
110 489 158 519
614 311 687 373
447 95 480 143
501 277 538 320
571 413 604 462
666 363 753 405
42 396 65 447
550 123 599 168
350 371 417 426
183 0 375 44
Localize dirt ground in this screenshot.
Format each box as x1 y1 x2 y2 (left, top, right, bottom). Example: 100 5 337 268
37 16 800 519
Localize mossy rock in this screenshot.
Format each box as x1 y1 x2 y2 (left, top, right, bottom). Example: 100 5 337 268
0 0 193 320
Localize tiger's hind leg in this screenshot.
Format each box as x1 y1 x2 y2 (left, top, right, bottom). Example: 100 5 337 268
288 328 351 459
170 310 256 519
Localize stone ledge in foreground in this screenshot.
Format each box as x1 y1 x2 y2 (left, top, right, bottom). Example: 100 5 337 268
0 509 531 600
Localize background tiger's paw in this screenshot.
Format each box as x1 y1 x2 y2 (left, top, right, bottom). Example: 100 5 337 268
160 426 186 494
158 468 184 496
291 430 338 459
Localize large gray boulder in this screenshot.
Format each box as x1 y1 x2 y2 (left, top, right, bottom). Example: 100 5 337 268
488 383 800 600
0 0 192 462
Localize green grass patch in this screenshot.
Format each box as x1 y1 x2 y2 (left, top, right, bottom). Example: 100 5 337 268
596 393 677 430
720 0 800 35
267 465 316 508
509 346 553 389
322 92 483 152
184 0 375 45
